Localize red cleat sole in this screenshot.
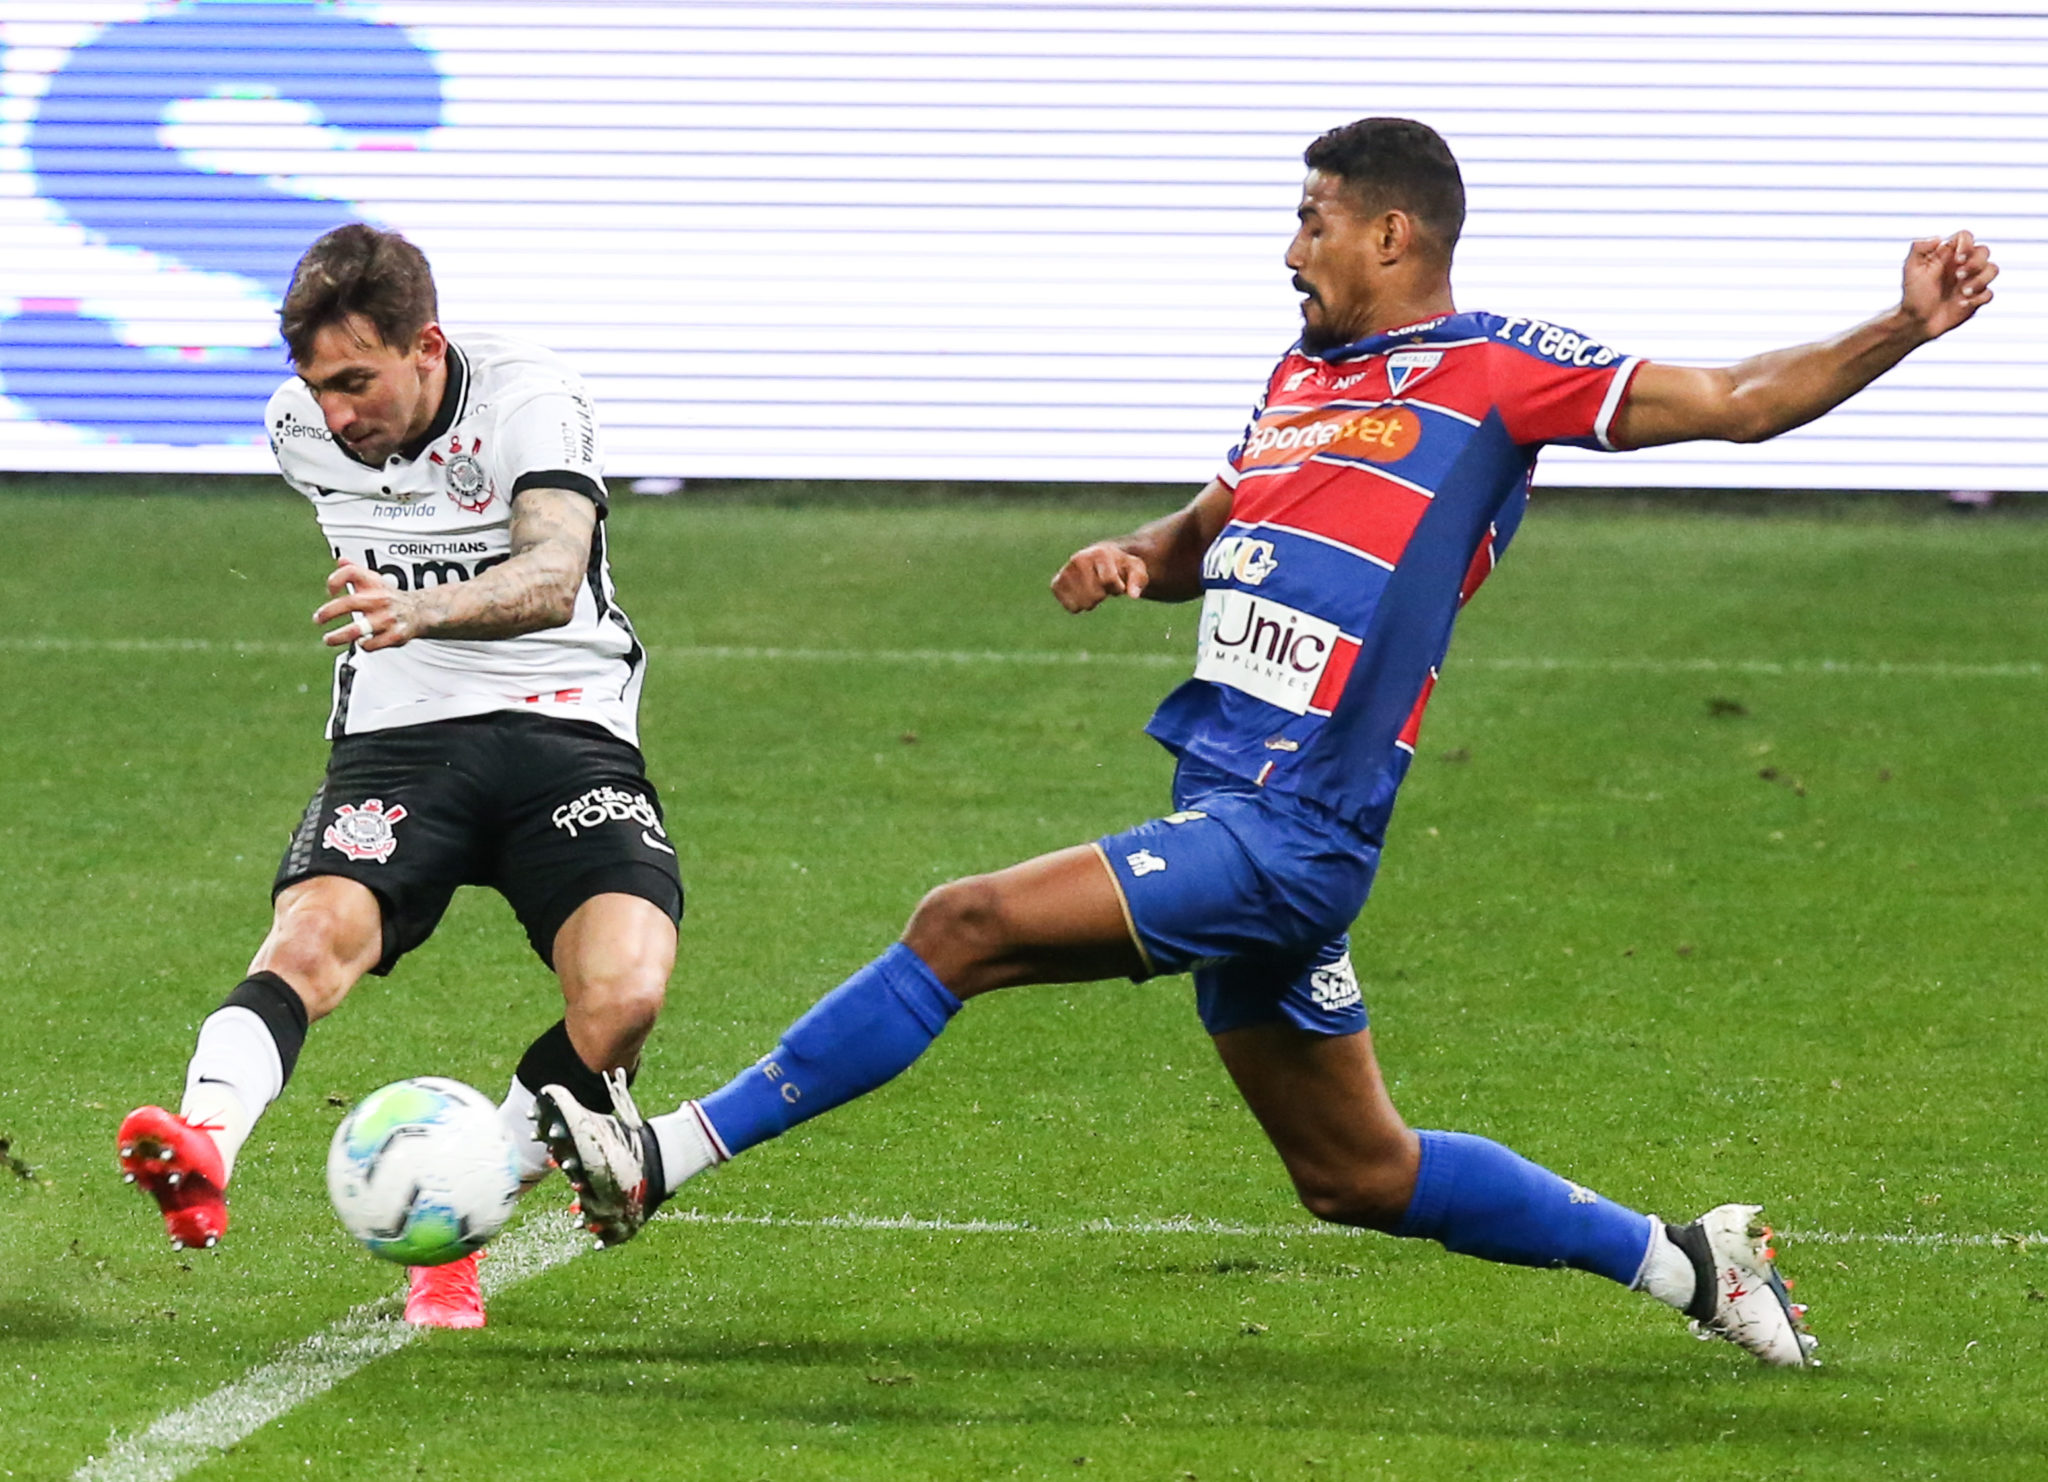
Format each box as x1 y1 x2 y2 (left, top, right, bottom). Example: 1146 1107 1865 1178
118 1106 228 1250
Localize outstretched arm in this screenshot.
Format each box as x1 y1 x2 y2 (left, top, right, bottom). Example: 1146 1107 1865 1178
316 486 597 649
1050 477 1234 612
1613 232 1998 449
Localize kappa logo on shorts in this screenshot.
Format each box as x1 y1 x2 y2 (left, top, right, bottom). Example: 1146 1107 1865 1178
1309 953 1362 1011
1125 849 1167 877
552 784 667 843
323 799 408 863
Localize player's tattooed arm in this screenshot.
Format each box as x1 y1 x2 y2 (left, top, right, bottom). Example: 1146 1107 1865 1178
1614 231 1998 450
315 487 596 649
1052 477 1234 613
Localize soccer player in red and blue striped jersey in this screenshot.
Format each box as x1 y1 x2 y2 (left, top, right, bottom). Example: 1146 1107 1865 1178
539 118 1995 1367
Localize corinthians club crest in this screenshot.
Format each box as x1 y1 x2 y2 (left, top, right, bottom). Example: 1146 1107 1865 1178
323 799 408 863
429 434 494 513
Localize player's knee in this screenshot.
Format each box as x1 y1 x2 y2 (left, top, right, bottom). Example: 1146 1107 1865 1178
257 897 377 1018
1292 1160 1416 1232
904 875 1013 981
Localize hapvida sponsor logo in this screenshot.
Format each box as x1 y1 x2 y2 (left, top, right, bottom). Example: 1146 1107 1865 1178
1241 406 1420 468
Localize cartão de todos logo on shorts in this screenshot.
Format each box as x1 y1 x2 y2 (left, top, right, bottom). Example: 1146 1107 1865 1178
552 785 666 842
323 799 408 863
428 434 495 513
1239 405 1421 472
1193 589 1348 716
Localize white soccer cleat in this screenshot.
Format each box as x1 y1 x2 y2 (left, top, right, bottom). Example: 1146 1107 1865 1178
534 1072 655 1249
1676 1203 1817 1367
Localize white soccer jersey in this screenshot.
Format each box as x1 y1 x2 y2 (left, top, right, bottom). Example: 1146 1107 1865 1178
265 331 645 745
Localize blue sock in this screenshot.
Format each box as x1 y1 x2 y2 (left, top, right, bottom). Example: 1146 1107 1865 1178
699 943 962 1157
1395 1130 1655 1286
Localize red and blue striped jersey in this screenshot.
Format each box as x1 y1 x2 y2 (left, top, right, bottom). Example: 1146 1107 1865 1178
1146 310 1641 838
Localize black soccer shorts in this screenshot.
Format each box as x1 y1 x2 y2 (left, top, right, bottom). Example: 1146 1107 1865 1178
274 711 684 974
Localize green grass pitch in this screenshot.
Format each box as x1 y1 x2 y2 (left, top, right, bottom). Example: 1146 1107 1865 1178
2 485 2046 1480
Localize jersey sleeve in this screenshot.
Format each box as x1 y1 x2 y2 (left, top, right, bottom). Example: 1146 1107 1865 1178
1484 318 1642 451
1217 355 1290 488
495 378 608 510
264 383 327 500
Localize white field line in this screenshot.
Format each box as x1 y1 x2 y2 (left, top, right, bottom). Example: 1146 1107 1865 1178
71 1211 591 1482
0 633 2044 681
70 1206 2042 1482
653 1208 2048 1251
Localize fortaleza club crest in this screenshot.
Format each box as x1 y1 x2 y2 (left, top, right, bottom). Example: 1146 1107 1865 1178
428 435 493 513
323 799 408 863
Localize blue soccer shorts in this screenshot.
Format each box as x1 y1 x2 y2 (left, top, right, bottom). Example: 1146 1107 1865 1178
1094 755 1380 1038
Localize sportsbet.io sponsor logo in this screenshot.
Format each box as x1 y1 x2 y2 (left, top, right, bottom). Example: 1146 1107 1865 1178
1241 406 1420 469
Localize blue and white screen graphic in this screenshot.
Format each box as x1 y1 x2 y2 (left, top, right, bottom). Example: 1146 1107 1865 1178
1 1 2043 487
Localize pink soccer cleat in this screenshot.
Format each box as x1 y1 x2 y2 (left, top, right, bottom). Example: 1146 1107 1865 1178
118 1105 228 1251
404 1251 485 1328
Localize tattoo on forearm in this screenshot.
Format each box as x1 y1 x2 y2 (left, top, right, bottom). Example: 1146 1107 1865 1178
409 487 595 639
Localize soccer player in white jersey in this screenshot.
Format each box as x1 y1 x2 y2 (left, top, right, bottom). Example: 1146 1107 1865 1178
535 119 1996 1368
116 224 685 1328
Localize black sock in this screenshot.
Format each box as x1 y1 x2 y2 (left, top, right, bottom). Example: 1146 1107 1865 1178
1667 1220 1719 1322
220 972 311 1086
514 1019 620 1113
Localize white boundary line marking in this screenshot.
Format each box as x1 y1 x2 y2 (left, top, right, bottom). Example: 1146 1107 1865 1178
72 1212 590 1482
653 1208 2048 1251
71 1205 2044 1482
2 634 2044 681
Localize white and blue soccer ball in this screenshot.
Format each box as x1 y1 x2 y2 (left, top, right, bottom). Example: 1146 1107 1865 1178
326 1076 519 1267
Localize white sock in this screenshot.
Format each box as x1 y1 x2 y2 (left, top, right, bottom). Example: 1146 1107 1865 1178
649 1101 726 1195
179 1006 283 1182
499 1076 551 1186
1636 1223 1702 1312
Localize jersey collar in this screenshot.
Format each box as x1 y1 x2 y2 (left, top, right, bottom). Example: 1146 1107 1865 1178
1296 314 1458 365
396 339 468 463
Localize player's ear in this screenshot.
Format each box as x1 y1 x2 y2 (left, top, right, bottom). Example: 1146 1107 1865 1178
1375 209 1414 265
412 322 447 368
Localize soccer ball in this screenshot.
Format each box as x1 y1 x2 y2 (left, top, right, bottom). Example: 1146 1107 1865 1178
326 1077 519 1266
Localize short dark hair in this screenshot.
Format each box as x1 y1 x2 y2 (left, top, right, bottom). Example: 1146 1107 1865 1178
279 224 438 364
1303 118 1466 258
